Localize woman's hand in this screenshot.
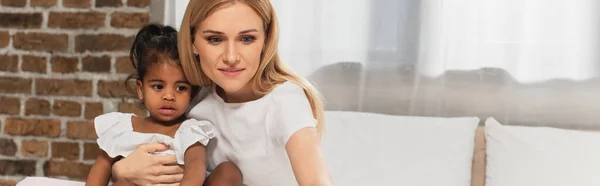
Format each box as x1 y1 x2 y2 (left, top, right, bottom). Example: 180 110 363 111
111 143 185 186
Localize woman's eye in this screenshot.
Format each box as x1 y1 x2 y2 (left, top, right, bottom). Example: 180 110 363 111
241 36 256 43
152 85 163 90
207 37 222 44
177 86 188 91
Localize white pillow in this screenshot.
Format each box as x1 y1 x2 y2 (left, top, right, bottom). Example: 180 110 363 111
485 118 600 186
321 111 479 186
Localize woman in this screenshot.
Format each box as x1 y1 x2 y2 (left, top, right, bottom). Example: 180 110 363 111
111 0 332 185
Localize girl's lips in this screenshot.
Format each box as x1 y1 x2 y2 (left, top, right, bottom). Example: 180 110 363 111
159 105 176 115
159 108 176 115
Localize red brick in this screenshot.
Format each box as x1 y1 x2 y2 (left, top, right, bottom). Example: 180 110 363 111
62 0 91 8
110 12 148 29
96 0 122 7
1 0 26 7
0 138 17 156
0 55 18 72
53 100 81 117
0 32 9 48
98 80 136 98
76 34 133 52
51 142 79 160
0 160 36 176
0 77 32 94
44 160 92 180
0 179 16 186
51 56 79 73
0 96 20 115
116 56 136 74
22 55 47 73
82 56 111 72
21 140 49 157
48 12 105 29
13 32 68 52
118 102 147 116
31 0 57 7
36 79 92 96
0 13 42 29
66 121 97 140
84 102 103 119
83 143 101 160
127 0 149 7
4 118 61 137
25 98 51 116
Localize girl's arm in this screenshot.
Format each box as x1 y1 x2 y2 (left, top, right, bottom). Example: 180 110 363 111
179 143 208 186
286 127 333 186
86 151 115 186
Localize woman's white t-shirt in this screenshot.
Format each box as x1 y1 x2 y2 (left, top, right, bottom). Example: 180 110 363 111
187 81 317 186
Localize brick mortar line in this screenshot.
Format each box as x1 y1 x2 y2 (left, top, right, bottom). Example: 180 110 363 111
41 11 48 29
56 0 64 8
0 175 21 182
0 93 137 102
0 6 149 13
0 155 96 164
0 28 139 35
6 50 130 57
0 134 97 144
0 71 130 80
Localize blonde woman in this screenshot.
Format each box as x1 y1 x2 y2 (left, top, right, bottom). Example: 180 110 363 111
110 0 332 186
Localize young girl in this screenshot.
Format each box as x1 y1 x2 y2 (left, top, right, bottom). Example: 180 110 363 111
86 23 220 186
111 1 333 185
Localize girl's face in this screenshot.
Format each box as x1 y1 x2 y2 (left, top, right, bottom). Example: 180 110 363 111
192 2 265 95
136 63 192 122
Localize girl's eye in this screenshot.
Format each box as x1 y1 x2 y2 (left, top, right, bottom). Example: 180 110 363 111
207 37 222 44
177 86 188 91
152 85 163 90
241 36 256 43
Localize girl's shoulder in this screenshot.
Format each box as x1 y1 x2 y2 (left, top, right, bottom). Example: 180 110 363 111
94 112 135 137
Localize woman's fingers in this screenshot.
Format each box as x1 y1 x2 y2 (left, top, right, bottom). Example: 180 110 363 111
155 155 178 165
152 174 184 184
154 183 180 186
158 164 185 175
138 143 170 153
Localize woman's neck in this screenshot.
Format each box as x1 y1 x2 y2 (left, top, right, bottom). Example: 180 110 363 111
216 83 262 103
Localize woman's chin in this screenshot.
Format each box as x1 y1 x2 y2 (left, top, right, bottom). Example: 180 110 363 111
217 81 249 94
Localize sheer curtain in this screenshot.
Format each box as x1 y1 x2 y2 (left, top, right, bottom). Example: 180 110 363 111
168 0 600 129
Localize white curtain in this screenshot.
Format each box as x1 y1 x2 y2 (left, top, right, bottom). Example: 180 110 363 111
169 0 600 129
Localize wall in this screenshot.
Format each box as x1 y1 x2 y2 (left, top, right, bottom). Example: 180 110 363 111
0 0 150 184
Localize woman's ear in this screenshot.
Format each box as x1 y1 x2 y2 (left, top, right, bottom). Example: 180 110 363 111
192 45 199 55
136 80 143 100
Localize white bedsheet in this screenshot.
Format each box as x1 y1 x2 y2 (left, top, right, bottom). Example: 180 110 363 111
16 177 84 186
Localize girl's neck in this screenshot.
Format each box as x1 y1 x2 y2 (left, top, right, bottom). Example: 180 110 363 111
145 115 186 126
216 84 262 103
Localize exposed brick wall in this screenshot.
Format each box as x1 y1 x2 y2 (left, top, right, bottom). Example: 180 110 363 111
0 0 150 184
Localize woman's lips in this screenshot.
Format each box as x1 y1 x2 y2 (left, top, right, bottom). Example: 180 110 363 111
219 68 245 77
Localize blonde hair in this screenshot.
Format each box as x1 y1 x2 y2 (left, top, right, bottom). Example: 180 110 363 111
178 0 325 136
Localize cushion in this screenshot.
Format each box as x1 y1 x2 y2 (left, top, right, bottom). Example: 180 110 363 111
321 111 479 186
485 118 600 186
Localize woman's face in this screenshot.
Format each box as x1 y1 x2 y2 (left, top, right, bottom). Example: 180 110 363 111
192 2 265 94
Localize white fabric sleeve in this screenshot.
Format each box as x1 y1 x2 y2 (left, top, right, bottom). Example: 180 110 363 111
173 118 216 164
94 112 144 158
94 112 126 138
271 83 318 146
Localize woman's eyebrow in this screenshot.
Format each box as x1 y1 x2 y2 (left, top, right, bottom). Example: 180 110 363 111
201 29 258 34
239 29 258 34
202 30 224 34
